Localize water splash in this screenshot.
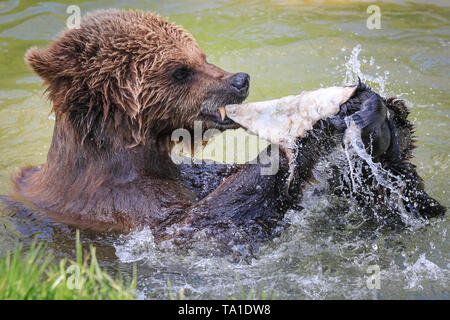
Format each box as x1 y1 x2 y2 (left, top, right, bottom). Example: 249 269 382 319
110 155 446 299
342 118 424 228
402 254 449 290
343 44 390 96
114 227 157 263
339 44 427 228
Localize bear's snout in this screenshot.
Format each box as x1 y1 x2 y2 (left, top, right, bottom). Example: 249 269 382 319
229 72 250 94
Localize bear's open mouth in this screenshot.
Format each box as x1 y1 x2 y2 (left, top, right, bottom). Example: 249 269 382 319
199 107 241 129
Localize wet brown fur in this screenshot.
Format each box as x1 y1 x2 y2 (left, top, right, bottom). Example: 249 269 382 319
13 9 246 233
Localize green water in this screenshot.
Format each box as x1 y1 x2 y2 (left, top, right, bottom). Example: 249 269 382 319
0 0 449 299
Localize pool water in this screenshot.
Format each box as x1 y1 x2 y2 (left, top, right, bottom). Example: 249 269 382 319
0 0 448 299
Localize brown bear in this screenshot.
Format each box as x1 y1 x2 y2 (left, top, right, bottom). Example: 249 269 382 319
13 9 249 233
10 9 445 254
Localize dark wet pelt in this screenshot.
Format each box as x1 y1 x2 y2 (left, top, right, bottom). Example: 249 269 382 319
0 0 448 299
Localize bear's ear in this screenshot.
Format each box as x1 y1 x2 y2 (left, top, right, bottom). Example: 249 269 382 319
25 47 56 82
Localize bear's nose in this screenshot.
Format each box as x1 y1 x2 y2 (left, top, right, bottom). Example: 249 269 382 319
230 72 250 92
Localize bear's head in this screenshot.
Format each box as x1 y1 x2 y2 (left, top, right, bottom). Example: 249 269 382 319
25 9 249 153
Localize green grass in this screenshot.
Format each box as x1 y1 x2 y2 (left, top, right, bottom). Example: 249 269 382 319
0 230 137 300
1 230 276 300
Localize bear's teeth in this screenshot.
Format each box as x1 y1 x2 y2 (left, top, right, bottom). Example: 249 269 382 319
218 107 226 121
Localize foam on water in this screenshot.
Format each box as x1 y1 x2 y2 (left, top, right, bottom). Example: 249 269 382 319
113 184 449 299
402 254 449 290
114 227 157 263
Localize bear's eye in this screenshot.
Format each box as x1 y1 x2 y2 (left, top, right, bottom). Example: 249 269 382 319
172 67 192 83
